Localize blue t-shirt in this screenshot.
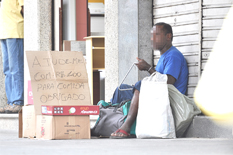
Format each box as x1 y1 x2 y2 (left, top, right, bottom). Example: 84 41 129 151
156 46 188 94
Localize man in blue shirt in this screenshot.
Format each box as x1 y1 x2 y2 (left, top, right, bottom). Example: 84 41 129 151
110 22 188 138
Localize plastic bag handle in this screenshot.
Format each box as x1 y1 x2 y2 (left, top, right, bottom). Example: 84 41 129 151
118 63 137 91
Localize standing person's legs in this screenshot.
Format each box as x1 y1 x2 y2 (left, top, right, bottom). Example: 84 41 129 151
1 39 12 105
8 39 24 105
5 39 24 113
0 39 13 113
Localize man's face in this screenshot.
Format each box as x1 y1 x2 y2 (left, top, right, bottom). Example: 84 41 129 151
151 25 168 51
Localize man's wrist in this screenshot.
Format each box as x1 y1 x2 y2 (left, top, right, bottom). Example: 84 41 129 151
147 66 153 72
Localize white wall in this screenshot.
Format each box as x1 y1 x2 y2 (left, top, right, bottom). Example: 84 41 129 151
91 16 105 36
63 0 76 40
54 0 62 50
88 2 105 36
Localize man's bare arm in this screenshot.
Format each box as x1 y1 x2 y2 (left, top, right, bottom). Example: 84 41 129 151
136 57 176 84
167 74 176 85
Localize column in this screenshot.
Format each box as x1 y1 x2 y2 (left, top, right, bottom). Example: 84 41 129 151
24 0 52 104
105 0 152 101
105 0 119 101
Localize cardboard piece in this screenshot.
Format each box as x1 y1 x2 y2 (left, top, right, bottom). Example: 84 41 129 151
36 115 90 140
41 105 99 115
26 51 91 115
22 106 36 138
63 40 71 51
18 109 23 138
27 80 34 105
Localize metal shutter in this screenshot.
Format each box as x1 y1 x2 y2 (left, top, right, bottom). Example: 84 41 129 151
153 0 201 98
202 0 233 71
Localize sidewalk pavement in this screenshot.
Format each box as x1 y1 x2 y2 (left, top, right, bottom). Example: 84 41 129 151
0 129 233 155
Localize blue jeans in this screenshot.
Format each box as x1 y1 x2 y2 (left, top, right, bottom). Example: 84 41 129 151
110 81 142 104
1 39 24 106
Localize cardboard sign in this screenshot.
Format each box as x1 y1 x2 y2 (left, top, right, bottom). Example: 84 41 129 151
36 115 90 140
41 105 99 115
26 51 91 115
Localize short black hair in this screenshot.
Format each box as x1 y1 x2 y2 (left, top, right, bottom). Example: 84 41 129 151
154 22 173 41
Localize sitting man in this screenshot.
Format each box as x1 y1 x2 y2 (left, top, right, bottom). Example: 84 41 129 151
110 22 189 138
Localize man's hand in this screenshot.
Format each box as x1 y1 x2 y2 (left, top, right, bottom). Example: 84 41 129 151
136 57 151 71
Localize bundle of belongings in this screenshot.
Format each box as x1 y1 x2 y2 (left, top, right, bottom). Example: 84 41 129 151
91 72 201 138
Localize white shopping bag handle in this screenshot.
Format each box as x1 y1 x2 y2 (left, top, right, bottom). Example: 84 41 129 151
118 62 137 91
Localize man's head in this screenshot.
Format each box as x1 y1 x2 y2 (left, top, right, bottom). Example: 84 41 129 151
151 22 173 51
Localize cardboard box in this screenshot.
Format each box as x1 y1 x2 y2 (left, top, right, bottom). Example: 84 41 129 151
26 51 91 115
22 106 36 138
36 115 90 140
27 80 34 105
41 105 99 115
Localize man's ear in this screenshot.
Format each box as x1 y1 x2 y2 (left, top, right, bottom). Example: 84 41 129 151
166 33 172 41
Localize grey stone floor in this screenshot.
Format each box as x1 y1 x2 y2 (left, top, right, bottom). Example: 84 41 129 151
1 129 233 155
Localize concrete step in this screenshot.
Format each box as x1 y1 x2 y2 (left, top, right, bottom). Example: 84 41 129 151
0 114 232 138
0 114 19 131
184 116 233 138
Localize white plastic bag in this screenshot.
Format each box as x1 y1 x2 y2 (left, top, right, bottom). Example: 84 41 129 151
136 72 176 139
168 85 201 137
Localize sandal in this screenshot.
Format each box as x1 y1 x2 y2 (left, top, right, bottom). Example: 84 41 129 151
110 129 136 139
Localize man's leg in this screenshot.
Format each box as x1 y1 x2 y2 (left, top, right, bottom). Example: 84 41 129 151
5 39 24 113
110 84 134 104
111 81 142 137
0 40 12 113
1 39 12 105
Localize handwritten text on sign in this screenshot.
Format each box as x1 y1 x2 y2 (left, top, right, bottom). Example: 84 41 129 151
34 71 82 81
26 51 91 115
32 57 84 67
